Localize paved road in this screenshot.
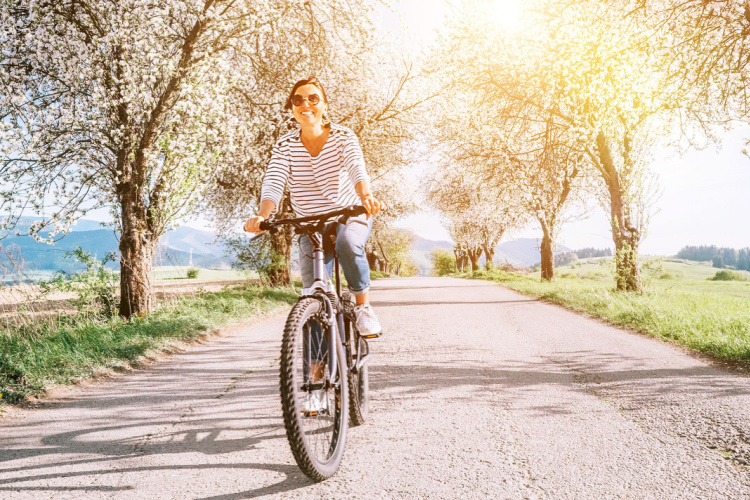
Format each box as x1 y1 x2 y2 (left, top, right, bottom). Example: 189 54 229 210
1 277 750 499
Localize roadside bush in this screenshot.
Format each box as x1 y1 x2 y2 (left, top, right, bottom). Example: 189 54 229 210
186 267 200 279
472 269 488 279
431 248 457 276
225 235 283 285
710 270 746 281
39 248 118 317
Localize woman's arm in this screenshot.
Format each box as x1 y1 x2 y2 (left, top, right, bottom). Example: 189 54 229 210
342 131 382 218
355 180 382 218
244 140 289 232
244 199 277 232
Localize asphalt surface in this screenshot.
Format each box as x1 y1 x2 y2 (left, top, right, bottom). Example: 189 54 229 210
1 276 749 499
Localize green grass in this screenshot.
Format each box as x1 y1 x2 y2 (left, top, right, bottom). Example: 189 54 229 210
468 266 750 365
151 266 257 281
541 257 750 299
0 284 296 405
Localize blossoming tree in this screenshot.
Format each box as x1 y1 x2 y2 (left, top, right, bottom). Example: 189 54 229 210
0 0 397 315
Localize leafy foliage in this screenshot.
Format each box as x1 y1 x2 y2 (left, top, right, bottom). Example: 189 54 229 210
677 246 750 271
710 270 747 282
430 248 457 277
39 248 118 317
225 234 283 286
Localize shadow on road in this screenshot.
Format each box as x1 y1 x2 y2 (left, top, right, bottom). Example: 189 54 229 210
3 341 748 497
371 298 539 307
370 349 750 409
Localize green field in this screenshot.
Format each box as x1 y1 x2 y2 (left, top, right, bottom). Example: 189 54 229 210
151 266 258 281
470 258 750 364
538 257 750 299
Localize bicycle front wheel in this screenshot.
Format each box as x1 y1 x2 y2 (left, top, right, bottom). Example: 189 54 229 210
280 297 348 481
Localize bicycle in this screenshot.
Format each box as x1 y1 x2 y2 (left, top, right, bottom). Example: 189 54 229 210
256 205 374 481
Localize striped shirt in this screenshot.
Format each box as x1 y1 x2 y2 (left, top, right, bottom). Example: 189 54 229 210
260 123 370 217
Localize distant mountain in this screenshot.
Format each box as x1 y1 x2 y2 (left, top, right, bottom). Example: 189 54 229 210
496 238 571 268
0 229 119 272
409 237 454 275
411 237 453 252
0 218 233 275
160 225 227 257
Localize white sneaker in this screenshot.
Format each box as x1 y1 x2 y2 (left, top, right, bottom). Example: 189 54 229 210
302 389 329 416
354 303 382 338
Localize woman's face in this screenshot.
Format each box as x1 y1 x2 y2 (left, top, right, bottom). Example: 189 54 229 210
291 84 327 127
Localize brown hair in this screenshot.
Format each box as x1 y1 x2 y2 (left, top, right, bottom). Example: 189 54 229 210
285 77 330 125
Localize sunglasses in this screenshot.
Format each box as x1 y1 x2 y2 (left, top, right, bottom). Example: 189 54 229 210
292 94 321 106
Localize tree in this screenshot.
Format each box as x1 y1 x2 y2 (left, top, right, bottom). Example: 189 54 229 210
371 226 417 276
713 254 725 269
430 248 457 276
0 0 410 312
424 134 526 272
433 0 692 291
433 98 587 280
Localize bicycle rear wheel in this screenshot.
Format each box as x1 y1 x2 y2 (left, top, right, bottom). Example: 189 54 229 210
280 297 348 481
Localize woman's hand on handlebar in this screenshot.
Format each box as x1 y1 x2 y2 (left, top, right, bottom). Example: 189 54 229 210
245 200 277 232
360 193 382 219
244 216 266 233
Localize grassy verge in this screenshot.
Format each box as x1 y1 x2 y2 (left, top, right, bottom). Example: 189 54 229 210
466 269 750 364
0 284 297 405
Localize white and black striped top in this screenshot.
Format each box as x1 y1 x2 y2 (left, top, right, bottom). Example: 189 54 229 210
260 123 370 217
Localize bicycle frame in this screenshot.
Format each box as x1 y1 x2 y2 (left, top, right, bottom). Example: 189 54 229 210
299 229 343 382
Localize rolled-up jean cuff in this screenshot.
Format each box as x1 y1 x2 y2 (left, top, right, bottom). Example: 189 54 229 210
349 286 370 296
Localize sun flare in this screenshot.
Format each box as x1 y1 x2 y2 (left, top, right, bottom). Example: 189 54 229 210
490 0 523 31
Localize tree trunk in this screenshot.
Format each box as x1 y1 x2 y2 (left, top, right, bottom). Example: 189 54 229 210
483 245 495 270
468 246 483 271
596 132 642 292
377 240 390 275
267 198 292 286
118 184 153 318
540 230 554 281
454 246 465 273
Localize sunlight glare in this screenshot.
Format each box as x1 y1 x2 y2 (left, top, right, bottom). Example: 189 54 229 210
491 0 523 32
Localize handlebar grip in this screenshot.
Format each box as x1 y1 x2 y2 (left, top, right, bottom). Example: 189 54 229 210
259 220 272 231
349 205 368 216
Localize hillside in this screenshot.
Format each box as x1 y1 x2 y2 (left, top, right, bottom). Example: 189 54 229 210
0 218 232 276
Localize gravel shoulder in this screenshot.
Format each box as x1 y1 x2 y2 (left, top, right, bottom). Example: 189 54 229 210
1 277 749 499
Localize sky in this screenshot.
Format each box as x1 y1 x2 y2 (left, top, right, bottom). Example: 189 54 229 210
384 0 750 255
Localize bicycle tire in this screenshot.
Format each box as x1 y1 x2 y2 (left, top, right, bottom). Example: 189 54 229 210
280 297 349 481
342 293 369 426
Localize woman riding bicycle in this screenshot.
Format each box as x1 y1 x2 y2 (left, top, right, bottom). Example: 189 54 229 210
244 77 383 337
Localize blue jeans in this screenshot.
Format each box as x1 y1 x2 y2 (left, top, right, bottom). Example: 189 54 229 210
299 214 373 295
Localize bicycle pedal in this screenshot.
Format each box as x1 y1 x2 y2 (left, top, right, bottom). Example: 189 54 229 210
361 332 381 339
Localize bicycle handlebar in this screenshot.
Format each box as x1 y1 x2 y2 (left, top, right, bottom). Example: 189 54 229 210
258 205 368 232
